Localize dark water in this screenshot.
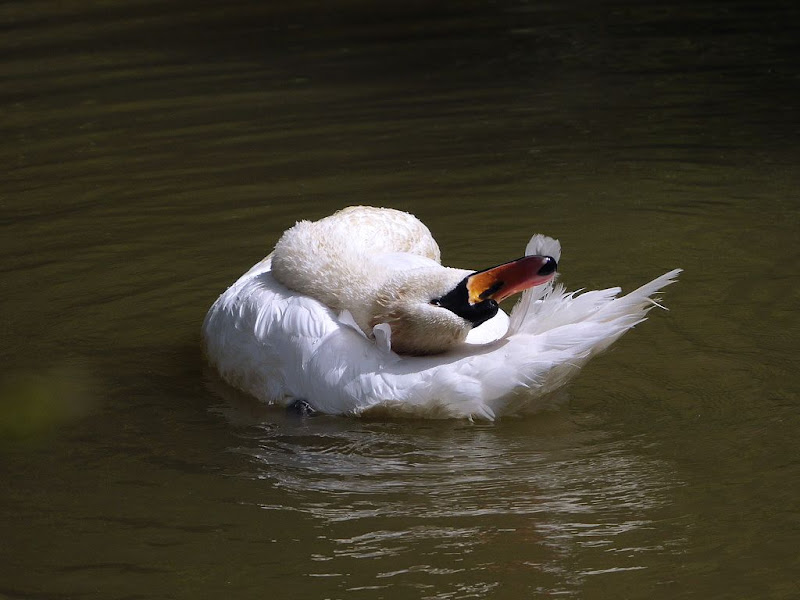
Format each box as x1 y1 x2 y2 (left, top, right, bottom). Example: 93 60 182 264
1 1 798 598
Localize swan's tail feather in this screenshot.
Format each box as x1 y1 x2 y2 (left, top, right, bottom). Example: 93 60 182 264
594 268 682 322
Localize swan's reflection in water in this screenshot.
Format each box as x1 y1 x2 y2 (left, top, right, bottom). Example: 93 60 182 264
212 382 685 597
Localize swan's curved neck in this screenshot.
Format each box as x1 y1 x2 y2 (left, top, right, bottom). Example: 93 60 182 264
272 223 379 312
269 208 442 336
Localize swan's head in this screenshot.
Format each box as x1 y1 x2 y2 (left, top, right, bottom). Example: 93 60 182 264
371 255 557 355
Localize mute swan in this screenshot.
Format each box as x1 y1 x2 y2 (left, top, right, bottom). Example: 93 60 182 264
203 206 680 420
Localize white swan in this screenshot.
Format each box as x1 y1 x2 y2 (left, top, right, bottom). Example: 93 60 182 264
203 206 680 420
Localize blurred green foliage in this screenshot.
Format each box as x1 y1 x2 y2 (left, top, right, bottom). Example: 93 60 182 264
0 366 95 444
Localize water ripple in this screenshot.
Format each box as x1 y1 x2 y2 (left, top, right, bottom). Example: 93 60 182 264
216 393 684 597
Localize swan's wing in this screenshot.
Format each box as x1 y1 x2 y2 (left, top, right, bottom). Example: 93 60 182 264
203 255 339 399
203 258 401 414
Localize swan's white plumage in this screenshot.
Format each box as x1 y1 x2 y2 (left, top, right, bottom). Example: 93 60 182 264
203 206 680 420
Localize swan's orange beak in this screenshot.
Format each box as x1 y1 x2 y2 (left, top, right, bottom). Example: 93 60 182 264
466 255 557 305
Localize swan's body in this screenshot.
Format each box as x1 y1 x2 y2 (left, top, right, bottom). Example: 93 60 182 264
203 206 680 420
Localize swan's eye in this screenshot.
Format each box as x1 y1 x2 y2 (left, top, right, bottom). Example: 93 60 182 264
431 299 441 306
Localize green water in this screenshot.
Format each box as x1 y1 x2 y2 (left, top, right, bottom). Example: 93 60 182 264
1 1 798 598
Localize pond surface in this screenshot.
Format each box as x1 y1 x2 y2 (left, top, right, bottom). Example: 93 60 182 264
1 1 798 598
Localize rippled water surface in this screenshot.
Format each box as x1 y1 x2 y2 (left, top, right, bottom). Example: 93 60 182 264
1 1 798 598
